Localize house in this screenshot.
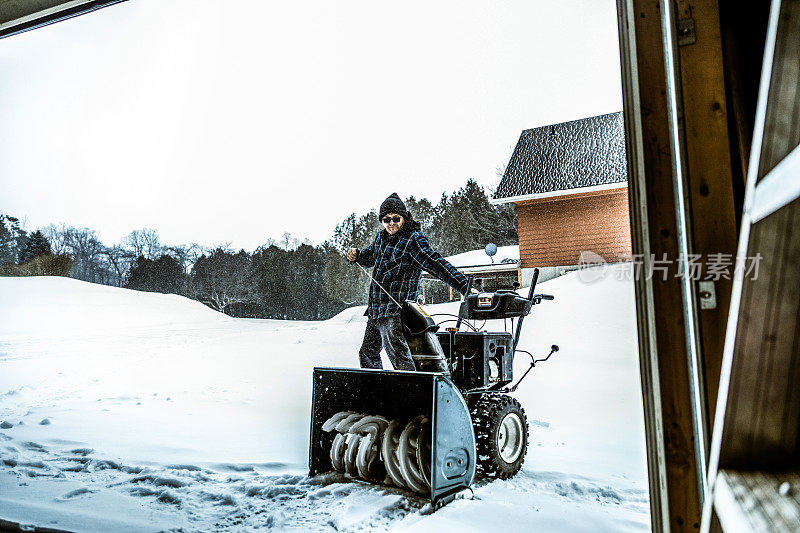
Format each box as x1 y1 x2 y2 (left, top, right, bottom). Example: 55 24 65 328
421 245 520 302
491 112 632 283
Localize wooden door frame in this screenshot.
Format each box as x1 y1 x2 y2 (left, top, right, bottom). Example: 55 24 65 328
617 1 741 530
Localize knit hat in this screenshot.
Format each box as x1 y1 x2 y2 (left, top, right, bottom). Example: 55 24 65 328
378 193 410 220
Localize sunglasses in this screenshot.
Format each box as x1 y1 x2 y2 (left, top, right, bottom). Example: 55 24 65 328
382 216 402 224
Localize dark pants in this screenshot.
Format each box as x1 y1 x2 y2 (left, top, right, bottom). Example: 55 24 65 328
359 316 416 371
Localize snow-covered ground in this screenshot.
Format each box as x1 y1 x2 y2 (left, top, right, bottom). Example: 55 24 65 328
0 266 650 532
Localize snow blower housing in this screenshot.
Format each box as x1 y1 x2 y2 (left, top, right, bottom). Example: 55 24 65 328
309 268 557 508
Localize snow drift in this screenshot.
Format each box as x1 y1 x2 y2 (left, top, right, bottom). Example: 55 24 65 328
0 267 649 531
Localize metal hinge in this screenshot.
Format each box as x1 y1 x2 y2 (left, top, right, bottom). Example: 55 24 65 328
678 18 696 46
698 281 717 310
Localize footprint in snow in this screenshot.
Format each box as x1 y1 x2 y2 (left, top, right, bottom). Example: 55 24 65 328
56 487 98 501
40 418 52 425
0 421 14 429
70 448 94 456
22 441 47 451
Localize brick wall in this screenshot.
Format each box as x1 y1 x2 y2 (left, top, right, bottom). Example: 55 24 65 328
516 188 632 268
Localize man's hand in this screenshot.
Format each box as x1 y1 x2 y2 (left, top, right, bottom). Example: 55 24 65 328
470 287 480 294
346 248 358 262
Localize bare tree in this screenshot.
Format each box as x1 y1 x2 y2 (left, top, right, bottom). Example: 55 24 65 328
62 227 106 282
164 243 205 274
185 243 206 269
43 223 71 255
280 232 299 251
123 228 162 259
209 241 233 254
102 245 134 287
260 237 278 248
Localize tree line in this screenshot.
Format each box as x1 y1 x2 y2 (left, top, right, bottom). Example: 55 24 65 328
0 179 517 320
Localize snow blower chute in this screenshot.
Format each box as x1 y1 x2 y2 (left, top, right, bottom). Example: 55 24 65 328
309 268 558 508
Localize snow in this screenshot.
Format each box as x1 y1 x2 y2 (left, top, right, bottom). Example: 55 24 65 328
443 245 519 268
0 266 649 531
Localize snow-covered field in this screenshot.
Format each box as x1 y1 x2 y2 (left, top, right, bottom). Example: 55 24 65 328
0 266 650 532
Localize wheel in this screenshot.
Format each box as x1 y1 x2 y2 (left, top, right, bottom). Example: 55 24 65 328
469 393 528 479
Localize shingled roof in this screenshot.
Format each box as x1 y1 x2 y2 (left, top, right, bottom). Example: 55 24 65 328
493 111 627 202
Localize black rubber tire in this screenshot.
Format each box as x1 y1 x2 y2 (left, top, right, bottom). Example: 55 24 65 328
469 393 528 479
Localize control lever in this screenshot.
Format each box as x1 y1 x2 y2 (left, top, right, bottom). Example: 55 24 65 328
511 268 540 358
455 275 474 332
507 345 560 392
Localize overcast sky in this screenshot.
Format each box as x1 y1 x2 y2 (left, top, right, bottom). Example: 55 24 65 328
0 0 622 251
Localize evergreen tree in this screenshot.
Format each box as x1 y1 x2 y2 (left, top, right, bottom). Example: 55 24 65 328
323 241 368 306
324 211 379 306
0 215 27 266
405 196 436 234
331 212 381 252
252 244 289 318
429 179 517 255
190 248 254 315
125 254 185 294
0 217 15 266
18 230 52 264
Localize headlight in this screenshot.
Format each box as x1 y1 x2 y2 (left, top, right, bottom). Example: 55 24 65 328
477 294 493 307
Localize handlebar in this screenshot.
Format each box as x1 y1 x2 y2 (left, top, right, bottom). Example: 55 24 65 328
455 275 474 331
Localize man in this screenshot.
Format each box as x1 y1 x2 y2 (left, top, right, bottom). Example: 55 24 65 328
347 193 471 370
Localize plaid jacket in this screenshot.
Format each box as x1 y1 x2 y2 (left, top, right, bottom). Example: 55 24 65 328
353 225 469 318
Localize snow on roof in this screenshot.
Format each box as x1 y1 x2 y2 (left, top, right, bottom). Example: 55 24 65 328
443 245 520 269
494 112 627 202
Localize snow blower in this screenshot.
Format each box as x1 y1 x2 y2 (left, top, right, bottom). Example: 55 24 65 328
309 268 558 508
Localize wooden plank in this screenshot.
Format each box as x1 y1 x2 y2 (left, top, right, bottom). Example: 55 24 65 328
517 226 632 240
721 197 800 467
626 1 705 529
517 219 631 231
516 190 632 268
516 208 629 221
714 470 769 532
617 1 671 528
517 191 630 214
715 470 800 532
518 243 632 255
757 0 800 178
718 3 770 199
716 0 800 470
721 206 785 465
675 0 740 428
520 256 630 269
751 203 793 457
518 240 631 254
702 2 785 530
752 144 800 222
517 211 632 226
518 234 632 247
782 305 800 468
514 186 629 206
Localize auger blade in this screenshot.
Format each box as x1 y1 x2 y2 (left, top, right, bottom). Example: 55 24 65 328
309 367 475 508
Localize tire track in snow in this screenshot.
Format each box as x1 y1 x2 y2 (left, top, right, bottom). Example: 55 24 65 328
0 438 428 531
